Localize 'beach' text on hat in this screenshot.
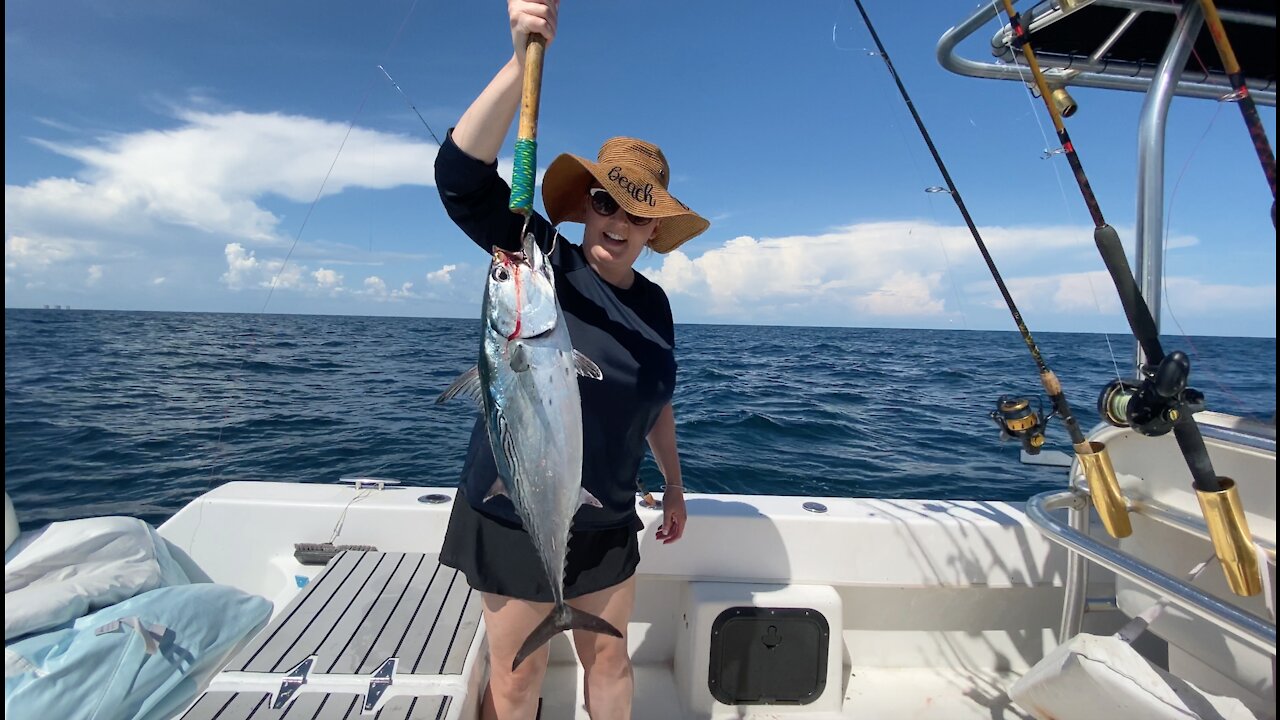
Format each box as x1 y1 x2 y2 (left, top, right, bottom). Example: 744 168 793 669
607 167 656 207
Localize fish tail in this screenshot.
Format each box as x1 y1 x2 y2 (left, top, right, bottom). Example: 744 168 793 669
511 604 623 671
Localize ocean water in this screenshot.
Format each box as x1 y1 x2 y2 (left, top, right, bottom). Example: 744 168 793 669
4 308 1275 528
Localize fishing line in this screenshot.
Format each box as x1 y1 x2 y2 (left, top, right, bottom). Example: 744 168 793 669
1156 0 1271 413
1192 0 1277 215
994 0 1231 497
873 63 973 331
987 0 1124 384
831 16 971 330
848 0 1095 454
186 0 427 556
251 0 427 318
997 0 1267 598
1154 0 1214 336
1160 101 1253 411
378 64 443 144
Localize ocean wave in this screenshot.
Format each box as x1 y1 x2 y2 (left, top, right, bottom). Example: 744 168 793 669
6 309 1274 525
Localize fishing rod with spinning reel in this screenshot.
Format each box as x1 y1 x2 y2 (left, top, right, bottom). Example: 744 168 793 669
849 0 1131 542
997 0 1262 597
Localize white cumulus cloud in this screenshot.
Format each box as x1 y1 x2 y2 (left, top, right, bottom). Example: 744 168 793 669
642 220 1273 330
854 271 945 316
6 235 79 270
313 267 344 290
979 270 1124 315
6 109 443 308
221 242 337 293
360 275 416 301
427 264 458 284
10 110 439 246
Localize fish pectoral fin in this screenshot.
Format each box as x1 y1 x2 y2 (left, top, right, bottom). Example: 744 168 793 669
437 366 482 406
483 477 510 502
508 342 531 373
578 487 603 508
573 350 603 380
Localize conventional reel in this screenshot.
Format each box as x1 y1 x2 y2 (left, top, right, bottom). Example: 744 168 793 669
1097 350 1206 436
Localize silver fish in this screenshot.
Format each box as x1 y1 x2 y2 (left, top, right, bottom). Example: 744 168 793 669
438 232 620 669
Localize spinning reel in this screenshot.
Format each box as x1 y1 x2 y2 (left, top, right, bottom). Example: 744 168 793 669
990 396 1049 455
1096 350 1205 436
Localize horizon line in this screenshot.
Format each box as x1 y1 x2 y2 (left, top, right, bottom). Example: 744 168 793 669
5 305 1277 340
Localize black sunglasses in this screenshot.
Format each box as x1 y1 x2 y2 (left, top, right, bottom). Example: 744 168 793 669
588 188 654 227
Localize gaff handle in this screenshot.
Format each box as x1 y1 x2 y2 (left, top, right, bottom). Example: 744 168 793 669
510 35 547 215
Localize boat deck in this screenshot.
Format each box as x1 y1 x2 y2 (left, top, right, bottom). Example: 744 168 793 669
180 549 1038 719
538 664 1032 719
182 551 482 720
230 551 479 676
180 691 450 720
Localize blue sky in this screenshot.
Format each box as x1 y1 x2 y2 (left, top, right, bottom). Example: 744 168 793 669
5 1 1276 337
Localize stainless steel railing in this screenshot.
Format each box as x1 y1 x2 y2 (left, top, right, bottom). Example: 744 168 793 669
1027 489 1276 655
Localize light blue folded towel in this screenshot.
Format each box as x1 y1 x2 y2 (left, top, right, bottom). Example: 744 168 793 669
5 583 271 720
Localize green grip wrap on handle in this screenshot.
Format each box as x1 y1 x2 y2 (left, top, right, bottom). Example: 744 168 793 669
510 35 546 217
509 138 537 215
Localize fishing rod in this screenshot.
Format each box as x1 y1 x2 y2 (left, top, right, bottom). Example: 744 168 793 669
848 0 1131 540
1197 0 1277 226
997 0 1261 596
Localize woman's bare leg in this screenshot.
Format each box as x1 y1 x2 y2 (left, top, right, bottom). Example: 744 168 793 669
480 592 553 720
568 576 637 720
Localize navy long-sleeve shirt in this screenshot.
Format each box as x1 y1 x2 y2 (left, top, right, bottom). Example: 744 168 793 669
435 131 676 530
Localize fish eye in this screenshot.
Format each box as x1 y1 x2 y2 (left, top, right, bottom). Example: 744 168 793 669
491 266 510 282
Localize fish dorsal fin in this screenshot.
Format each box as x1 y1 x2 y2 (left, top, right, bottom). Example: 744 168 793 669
436 366 482 406
573 350 603 380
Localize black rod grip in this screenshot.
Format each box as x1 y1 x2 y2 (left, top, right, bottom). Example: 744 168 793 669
1094 224 1164 364
1173 420 1222 493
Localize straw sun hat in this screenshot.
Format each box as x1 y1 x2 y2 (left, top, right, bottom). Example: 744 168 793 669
541 137 710 254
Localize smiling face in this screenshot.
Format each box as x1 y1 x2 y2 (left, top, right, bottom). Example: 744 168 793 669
579 186 661 286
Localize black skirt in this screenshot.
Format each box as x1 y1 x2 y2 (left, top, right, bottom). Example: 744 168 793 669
439 491 643 602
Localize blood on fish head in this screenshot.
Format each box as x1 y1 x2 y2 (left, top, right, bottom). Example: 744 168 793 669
485 242 557 340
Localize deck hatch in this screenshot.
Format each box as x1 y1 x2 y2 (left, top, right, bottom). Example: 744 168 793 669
707 606 830 705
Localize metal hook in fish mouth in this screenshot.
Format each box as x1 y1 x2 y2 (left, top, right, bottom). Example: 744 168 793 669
493 248 528 264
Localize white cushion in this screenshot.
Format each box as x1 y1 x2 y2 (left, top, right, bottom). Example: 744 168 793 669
4 516 189 641
1010 633 1256 720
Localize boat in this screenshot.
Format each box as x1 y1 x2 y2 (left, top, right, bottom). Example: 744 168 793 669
4 1 1275 718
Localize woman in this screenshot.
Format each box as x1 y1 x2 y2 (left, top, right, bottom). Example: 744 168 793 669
434 2 709 718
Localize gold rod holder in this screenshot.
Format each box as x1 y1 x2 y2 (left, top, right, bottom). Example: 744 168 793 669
1074 441 1132 538
1196 478 1263 597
